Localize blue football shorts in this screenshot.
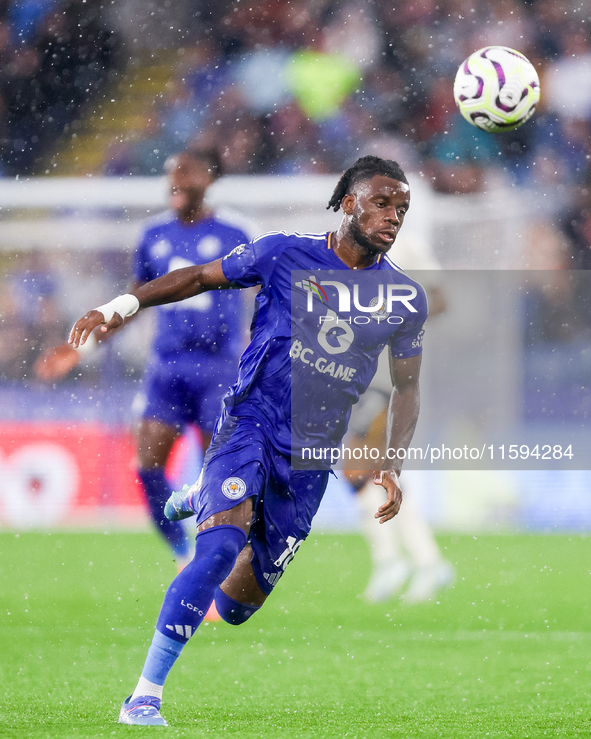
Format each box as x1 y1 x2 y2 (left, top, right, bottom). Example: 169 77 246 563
191 412 330 595
137 352 238 433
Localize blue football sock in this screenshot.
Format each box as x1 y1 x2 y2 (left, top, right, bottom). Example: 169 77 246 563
138 467 190 558
215 587 261 625
140 630 184 687
155 525 247 644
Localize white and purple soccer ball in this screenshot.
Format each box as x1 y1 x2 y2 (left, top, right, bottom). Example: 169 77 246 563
453 46 540 133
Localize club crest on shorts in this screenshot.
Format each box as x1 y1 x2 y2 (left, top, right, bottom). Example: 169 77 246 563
221 477 247 500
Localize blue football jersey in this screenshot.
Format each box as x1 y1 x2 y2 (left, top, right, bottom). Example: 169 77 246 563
221 231 428 459
134 211 251 358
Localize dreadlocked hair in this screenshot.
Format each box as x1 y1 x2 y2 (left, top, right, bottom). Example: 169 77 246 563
326 156 408 212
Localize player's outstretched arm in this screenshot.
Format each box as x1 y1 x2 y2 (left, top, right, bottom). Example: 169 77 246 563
133 259 230 309
373 353 422 523
69 259 230 348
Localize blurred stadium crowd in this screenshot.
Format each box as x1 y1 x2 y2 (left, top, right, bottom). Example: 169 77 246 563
0 0 119 175
107 0 591 196
0 0 591 191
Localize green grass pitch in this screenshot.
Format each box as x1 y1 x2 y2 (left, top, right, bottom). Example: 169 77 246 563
1 530 590 738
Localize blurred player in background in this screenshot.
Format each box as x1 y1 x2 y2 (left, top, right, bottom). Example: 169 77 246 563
36 147 252 571
345 231 454 603
68 156 427 726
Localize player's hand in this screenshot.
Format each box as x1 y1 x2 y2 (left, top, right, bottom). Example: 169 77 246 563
68 310 123 348
34 343 80 381
373 469 402 523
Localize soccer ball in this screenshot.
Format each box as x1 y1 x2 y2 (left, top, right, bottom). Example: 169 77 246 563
453 46 540 133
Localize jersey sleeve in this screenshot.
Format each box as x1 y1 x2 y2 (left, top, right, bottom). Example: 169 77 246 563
133 228 156 284
388 283 428 359
220 232 284 288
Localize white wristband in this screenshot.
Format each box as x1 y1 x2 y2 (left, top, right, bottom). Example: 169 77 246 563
94 294 140 323
74 331 98 358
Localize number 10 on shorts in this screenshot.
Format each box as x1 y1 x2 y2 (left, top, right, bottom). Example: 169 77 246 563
274 536 303 570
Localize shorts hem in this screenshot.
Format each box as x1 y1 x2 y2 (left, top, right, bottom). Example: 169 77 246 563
194 492 258 528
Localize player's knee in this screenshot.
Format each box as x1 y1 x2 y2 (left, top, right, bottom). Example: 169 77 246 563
194 526 246 580
214 587 261 626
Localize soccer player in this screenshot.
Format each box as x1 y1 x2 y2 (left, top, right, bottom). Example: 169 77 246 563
68 156 428 727
36 147 252 570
